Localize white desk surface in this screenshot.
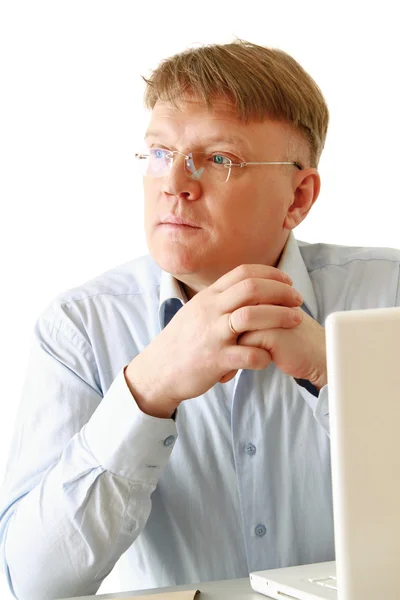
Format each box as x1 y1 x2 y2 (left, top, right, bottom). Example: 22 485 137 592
62 577 271 600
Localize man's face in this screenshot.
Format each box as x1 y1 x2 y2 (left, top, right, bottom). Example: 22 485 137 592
143 97 307 293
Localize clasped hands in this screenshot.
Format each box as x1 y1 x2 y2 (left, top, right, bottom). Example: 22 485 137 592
125 263 327 418
214 264 327 391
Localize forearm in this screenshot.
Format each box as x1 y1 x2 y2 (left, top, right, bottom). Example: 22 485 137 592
1 368 177 600
4 430 153 600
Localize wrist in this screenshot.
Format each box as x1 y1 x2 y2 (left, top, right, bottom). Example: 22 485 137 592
306 346 328 391
124 361 178 419
308 368 327 392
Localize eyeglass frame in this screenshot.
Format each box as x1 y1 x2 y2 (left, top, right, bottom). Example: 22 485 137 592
134 148 303 184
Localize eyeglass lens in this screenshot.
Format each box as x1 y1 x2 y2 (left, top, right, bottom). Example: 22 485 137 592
138 148 231 184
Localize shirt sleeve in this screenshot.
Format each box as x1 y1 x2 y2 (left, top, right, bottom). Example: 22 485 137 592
0 307 177 600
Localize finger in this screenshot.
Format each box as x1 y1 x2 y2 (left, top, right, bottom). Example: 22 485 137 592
229 304 303 336
212 263 292 293
222 344 272 372
237 329 271 349
218 370 238 384
218 277 303 314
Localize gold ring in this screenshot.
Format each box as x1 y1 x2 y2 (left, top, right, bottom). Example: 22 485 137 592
228 313 239 336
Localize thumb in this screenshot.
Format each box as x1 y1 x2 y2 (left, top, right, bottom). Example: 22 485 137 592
218 370 238 384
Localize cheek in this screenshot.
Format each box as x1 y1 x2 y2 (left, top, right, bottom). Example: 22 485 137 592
143 180 159 220
227 180 285 227
219 188 288 254
253 176 291 222
143 178 157 203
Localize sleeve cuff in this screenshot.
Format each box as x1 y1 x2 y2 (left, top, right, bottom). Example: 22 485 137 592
83 367 178 483
296 380 330 436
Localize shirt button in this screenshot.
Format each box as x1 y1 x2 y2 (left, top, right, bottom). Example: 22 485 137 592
255 524 267 537
163 435 176 447
245 442 256 456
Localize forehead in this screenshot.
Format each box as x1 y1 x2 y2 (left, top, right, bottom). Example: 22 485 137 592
145 98 291 154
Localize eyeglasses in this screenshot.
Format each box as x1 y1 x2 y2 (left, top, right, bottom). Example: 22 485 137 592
134 147 302 185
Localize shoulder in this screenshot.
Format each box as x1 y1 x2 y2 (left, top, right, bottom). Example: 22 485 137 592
37 254 162 336
51 254 161 307
298 239 400 273
297 239 400 313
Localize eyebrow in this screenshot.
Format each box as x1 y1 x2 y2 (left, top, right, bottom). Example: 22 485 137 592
144 130 251 153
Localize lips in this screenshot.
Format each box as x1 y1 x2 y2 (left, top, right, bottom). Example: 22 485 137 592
159 215 200 228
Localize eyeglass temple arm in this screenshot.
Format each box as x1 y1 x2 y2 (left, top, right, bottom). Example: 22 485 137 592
230 161 303 170
135 153 303 170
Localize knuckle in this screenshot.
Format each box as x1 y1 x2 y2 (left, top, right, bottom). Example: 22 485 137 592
244 347 260 369
243 277 258 297
276 268 290 282
237 306 250 328
285 307 296 322
265 265 280 278
226 351 238 370
291 288 302 302
235 264 250 279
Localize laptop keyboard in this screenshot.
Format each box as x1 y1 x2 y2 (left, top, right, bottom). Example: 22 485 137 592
308 576 338 591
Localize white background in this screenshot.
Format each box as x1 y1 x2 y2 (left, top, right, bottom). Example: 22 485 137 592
0 1 399 597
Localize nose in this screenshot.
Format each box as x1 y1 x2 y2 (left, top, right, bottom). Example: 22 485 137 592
161 153 202 200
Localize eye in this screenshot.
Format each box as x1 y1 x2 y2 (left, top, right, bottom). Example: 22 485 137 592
210 154 231 166
151 148 169 159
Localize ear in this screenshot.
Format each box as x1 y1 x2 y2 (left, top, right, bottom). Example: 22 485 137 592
283 168 321 230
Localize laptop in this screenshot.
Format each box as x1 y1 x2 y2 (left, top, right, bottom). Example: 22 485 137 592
250 306 400 600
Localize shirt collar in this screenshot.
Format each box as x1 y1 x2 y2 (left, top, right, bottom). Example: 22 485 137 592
158 231 318 329
277 231 318 320
158 270 188 330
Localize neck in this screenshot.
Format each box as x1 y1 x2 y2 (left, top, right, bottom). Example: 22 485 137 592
176 247 289 301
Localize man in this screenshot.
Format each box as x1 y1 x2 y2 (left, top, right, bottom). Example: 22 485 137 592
1 39 399 600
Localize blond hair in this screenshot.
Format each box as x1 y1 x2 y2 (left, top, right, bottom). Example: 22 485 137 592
142 39 329 168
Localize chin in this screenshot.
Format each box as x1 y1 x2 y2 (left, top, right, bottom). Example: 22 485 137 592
149 244 202 276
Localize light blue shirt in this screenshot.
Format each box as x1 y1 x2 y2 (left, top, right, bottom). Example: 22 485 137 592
1 233 399 600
